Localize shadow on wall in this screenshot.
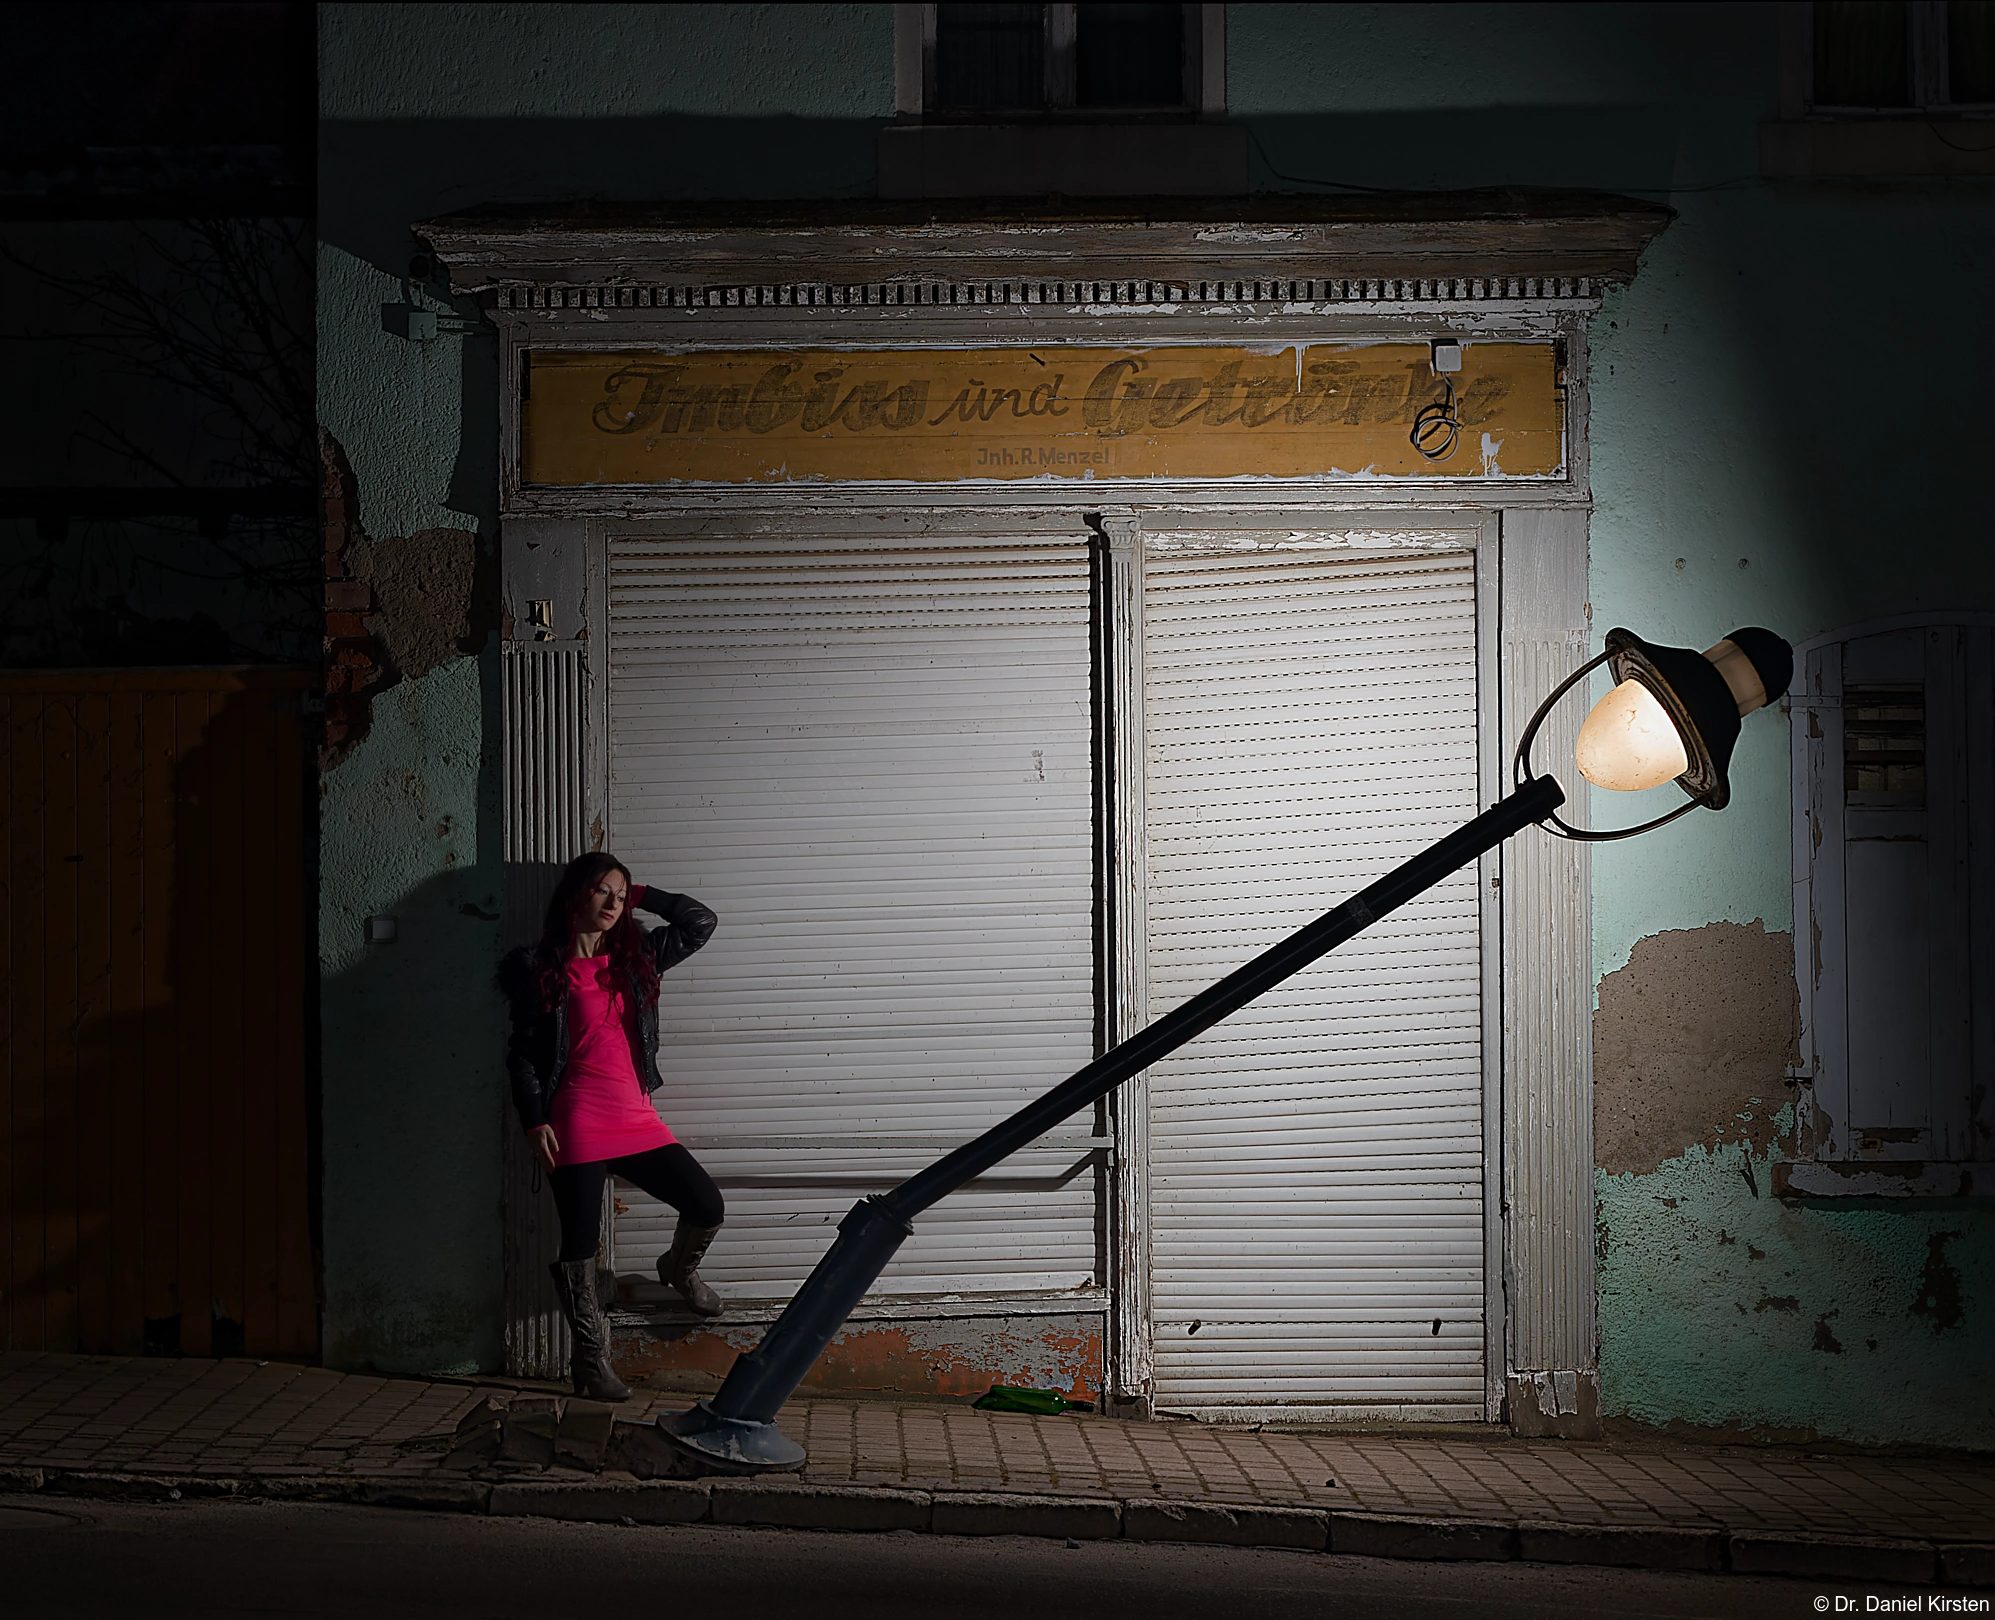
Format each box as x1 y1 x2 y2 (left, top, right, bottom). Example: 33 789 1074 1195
1593 920 1993 1449
318 866 510 1376
318 116 887 271
315 422 510 1375
1244 107 1681 195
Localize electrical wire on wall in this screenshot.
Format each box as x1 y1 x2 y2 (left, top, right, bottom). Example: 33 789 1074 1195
1410 374 1460 461
1410 341 1464 462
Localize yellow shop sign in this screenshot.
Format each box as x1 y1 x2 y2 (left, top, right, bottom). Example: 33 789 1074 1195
521 343 1561 485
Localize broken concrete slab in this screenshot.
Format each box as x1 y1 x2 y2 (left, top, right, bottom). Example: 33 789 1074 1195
603 1417 705 1479
453 1393 512 1434
441 1393 510 1470
499 1395 561 1468
553 1401 615 1472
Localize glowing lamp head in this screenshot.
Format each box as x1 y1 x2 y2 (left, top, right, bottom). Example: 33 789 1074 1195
1576 679 1688 791
1575 626 1793 808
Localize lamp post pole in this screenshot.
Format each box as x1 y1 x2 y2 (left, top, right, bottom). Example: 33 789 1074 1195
662 771 1569 1471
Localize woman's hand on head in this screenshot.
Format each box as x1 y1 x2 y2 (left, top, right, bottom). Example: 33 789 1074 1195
529 1124 559 1171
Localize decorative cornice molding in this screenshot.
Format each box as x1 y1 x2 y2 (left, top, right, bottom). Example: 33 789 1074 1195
488 274 1600 312
418 193 1672 307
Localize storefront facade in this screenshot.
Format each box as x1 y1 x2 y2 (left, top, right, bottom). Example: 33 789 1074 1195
417 204 1667 1429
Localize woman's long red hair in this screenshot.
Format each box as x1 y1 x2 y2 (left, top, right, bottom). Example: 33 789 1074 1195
532 852 660 1012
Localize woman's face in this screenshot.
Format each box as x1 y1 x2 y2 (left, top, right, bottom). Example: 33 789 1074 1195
584 873 628 934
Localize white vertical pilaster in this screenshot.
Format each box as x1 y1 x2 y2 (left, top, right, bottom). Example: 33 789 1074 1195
1101 513 1154 1414
500 516 592 1382
1498 506 1598 1437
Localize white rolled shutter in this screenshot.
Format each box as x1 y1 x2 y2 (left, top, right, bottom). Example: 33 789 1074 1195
606 526 1099 1298
1143 548 1485 1415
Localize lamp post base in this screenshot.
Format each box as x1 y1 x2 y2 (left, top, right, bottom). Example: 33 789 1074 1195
657 1401 807 1474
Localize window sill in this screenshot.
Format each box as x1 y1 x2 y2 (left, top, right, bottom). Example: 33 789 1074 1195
1774 1160 1994 1199
1760 118 1995 176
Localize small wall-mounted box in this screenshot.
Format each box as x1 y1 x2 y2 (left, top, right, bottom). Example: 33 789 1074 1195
381 303 438 341
366 915 399 945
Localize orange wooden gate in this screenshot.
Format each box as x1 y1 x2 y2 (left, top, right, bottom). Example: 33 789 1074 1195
2 668 317 1358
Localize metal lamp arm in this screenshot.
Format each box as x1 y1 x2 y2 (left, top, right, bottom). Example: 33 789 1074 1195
670 773 1568 1458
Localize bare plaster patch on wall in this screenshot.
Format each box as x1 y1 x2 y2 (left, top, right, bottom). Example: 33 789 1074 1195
1594 919 1799 1175
319 425 497 771
348 526 496 683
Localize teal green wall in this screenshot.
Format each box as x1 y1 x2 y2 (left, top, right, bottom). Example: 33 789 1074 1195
318 3 1990 1434
314 2 893 1374
1599 1137 1993 1448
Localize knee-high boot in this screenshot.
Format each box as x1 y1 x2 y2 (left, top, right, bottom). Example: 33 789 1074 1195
656 1220 725 1317
549 1258 632 1401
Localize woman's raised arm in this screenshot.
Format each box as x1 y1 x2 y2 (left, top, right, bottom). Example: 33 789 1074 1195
631 886 717 972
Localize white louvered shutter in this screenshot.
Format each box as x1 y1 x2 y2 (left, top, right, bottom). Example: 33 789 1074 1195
1144 547 1485 1415
606 526 1099 1298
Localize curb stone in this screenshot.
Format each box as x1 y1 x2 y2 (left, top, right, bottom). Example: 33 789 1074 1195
932 1492 1121 1540
1332 1514 1519 1562
1123 1500 1327 1550
1 1461 1968 1586
709 1480 930 1532
1940 1546 1995 1589
243 1476 369 1504
1517 1523 1725 1572
490 1477 709 1525
48 1472 242 1503
1727 1533 1938 1584
355 1478 492 1514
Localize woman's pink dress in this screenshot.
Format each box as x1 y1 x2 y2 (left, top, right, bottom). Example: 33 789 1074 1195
548 955 674 1167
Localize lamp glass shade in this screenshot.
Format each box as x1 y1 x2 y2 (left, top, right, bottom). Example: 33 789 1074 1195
1575 678 1691 791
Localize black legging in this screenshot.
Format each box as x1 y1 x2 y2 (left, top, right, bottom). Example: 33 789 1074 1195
549 1144 724 1263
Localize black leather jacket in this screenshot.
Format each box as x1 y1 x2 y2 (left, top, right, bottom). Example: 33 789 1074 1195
498 886 717 1133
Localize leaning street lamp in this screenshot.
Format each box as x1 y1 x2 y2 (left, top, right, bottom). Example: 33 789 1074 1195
657 623 1795 1473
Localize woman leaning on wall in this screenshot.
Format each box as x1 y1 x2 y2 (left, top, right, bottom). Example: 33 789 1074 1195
498 853 726 1400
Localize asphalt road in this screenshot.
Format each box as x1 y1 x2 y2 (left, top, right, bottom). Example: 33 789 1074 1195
0 1495 1900 1620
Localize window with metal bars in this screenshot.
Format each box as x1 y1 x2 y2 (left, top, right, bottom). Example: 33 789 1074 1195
1843 683 1926 806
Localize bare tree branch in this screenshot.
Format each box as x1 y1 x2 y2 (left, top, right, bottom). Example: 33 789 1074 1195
1 216 316 664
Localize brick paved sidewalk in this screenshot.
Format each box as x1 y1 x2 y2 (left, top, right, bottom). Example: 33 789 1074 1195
3 1351 1990 1585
